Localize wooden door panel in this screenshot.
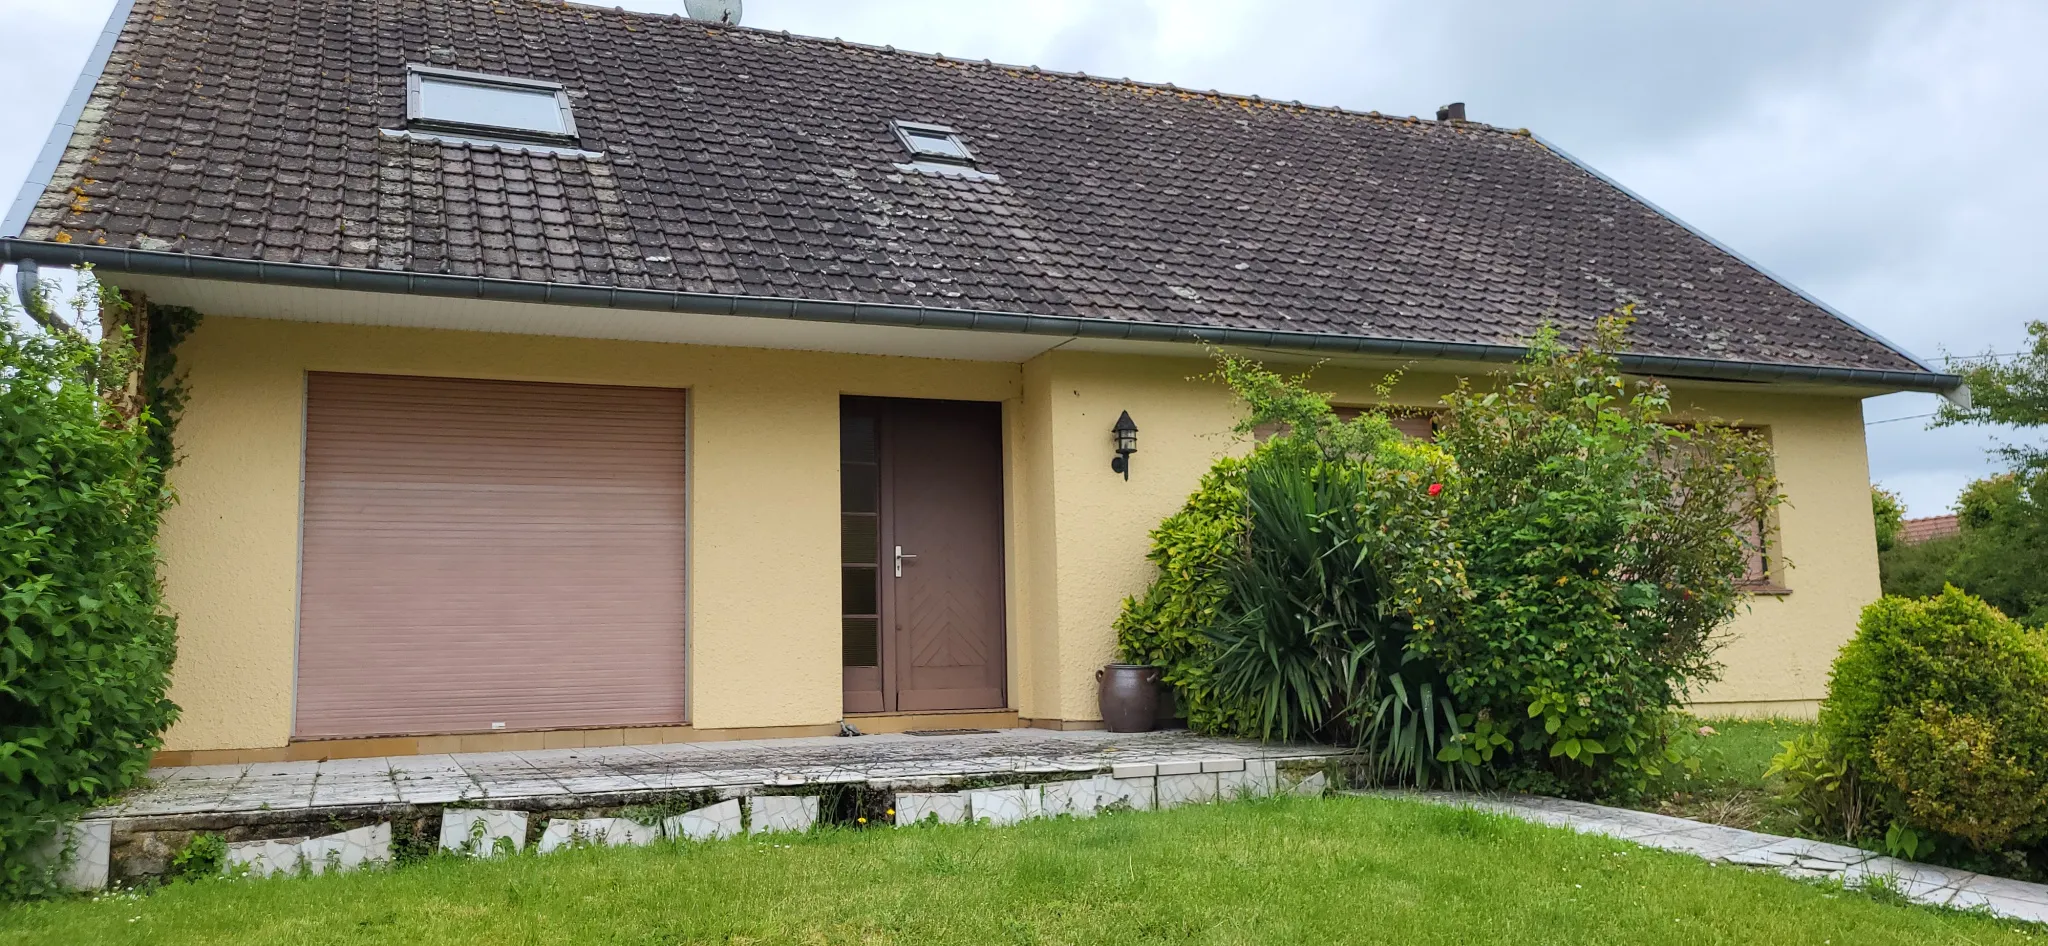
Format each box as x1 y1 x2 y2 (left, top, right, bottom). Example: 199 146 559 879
885 399 1006 712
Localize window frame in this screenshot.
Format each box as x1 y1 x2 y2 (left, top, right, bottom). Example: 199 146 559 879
891 120 976 166
1662 423 1786 594
406 65 580 145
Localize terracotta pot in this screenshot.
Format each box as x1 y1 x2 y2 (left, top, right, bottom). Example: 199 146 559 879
1097 664 1162 733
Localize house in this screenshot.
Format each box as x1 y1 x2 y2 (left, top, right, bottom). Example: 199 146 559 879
1900 515 1962 546
2 0 1960 765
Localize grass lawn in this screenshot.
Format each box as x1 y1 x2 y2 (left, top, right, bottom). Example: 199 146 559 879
3 794 2037 945
1635 716 1815 834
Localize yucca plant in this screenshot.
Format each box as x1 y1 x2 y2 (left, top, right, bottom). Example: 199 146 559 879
1207 447 1471 788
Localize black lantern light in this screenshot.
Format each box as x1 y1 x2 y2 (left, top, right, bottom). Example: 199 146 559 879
1110 411 1138 480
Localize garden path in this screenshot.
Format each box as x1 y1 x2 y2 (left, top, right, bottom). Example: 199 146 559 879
1375 790 2048 925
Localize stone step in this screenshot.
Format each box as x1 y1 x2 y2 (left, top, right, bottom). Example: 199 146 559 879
69 749 1346 888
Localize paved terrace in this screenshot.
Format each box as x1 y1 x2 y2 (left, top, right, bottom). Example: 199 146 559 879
95 729 1349 820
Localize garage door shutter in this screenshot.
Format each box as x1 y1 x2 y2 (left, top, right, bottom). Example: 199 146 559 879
295 373 688 740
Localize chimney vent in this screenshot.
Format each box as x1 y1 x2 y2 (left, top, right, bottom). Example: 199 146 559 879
1436 102 1467 122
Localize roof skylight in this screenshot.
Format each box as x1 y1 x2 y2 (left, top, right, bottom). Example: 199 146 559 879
892 121 975 165
407 66 578 143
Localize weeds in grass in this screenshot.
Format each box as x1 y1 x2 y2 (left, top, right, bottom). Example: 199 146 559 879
1847 871 1915 908
166 835 225 883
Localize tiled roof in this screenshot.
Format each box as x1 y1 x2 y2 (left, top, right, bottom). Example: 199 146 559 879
1900 515 1961 546
13 0 1936 376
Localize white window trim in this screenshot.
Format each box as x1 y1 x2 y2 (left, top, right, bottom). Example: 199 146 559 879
406 65 579 144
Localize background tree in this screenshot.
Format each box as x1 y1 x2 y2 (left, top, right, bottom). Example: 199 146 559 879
1939 321 2048 474
1876 327 2048 624
1872 486 1905 553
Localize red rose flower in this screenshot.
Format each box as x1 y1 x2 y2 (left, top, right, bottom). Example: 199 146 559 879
1427 483 1444 497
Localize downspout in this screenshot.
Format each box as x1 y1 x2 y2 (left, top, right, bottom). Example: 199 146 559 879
13 258 38 311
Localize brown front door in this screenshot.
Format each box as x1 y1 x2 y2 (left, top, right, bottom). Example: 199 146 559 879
841 397 1006 714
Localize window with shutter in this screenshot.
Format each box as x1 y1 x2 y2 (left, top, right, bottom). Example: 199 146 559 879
1251 406 1438 442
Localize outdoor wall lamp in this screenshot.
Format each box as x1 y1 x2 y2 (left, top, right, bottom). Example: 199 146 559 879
1110 411 1139 480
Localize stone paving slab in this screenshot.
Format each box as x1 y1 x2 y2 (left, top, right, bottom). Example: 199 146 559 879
95 729 1346 820
1375 790 2048 925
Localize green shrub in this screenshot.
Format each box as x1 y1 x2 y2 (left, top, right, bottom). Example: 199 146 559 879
1113 456 1255 735
1418 315 1779 796
1872 704 2047 852
1818 588 2048 861
1119 317 1776 796
0 288 184 896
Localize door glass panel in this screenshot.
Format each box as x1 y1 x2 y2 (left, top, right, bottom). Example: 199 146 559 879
841 415 878 463
840 464 877 513
841 514 878 565
842 617 879 668
841 406 883 670
842 566 878 616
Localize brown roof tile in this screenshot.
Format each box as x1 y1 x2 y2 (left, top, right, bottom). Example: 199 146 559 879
1901 515 1961 546
14 0 1936 376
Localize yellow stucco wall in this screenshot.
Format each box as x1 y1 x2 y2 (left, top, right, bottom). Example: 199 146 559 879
157 316 1026 751
158 319 1878 751
1666 388 1881 717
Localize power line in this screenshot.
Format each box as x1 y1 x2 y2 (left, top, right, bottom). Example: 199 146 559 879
1866 411 1939 427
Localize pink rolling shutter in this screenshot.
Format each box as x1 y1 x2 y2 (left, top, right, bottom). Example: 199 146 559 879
295 373 687 739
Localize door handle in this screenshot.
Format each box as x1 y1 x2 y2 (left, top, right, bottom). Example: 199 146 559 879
895 545 918 578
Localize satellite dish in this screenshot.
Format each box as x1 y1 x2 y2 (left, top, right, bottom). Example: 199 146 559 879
683 0 742 25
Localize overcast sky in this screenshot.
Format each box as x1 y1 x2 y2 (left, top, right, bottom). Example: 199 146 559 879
3 0 2041 517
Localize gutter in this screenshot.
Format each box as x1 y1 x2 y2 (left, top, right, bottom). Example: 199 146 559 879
1 0 136 239
0 238 1963 394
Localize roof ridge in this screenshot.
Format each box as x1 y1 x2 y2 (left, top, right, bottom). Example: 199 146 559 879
538 0 1538 139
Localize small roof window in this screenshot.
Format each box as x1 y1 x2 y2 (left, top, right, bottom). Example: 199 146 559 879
892 121 975 166
407 66 577 143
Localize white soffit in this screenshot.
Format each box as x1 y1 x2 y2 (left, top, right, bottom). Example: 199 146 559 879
119 277 1070 364
109 276 1874 395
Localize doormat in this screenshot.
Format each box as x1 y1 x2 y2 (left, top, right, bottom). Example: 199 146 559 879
901 729 1000 737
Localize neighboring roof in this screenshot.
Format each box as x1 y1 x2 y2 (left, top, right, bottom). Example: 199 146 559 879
3 0 1953 389
1900 515 1961 546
